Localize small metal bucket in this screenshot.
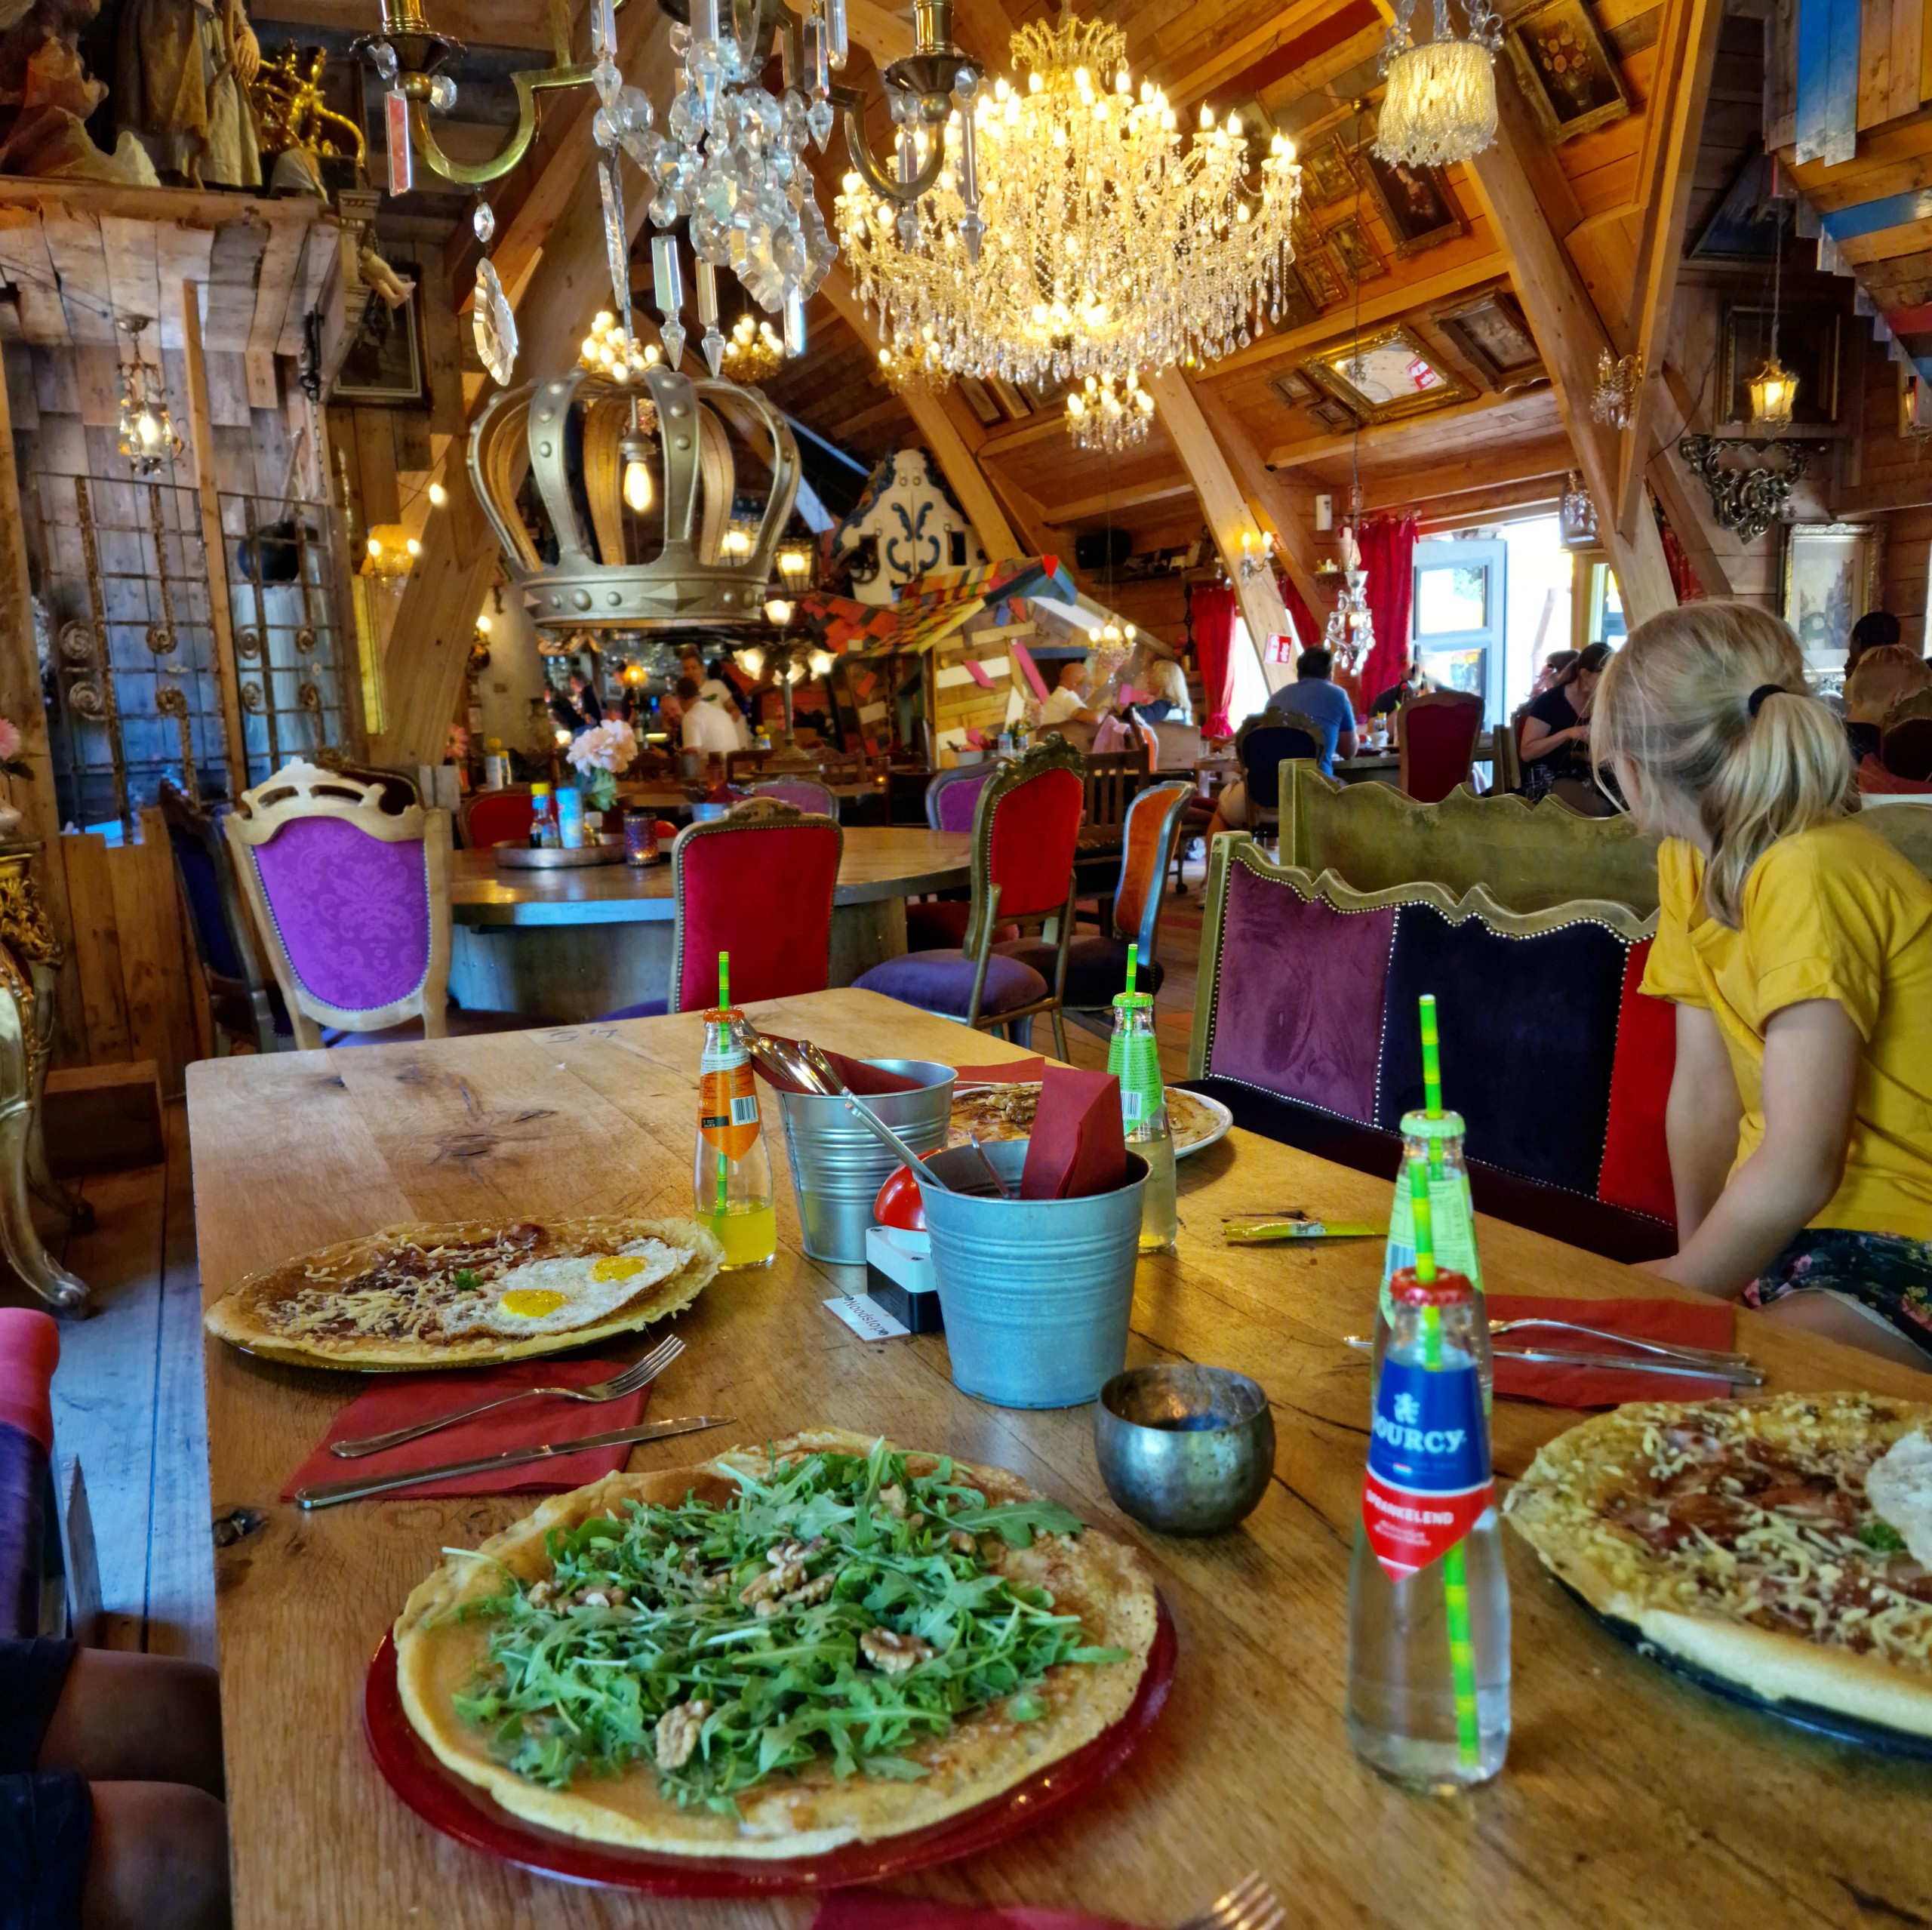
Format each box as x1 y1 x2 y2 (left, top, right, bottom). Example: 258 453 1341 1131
918 1140 1148 1409
777 1060 957 1265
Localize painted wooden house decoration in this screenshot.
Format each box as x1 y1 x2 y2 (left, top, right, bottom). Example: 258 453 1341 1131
832 448 985 607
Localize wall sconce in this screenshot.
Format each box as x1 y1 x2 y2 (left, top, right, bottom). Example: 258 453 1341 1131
1591 350 1642 430
1558 471 1597 547
1237 528 1277 585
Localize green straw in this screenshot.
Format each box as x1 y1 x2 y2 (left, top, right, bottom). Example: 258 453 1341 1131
1124 940 1138 999
1411 1158 1480 1771
715 951 730 1224
1420 993 1445 1181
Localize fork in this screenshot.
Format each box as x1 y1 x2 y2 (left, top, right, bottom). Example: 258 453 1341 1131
1487 1316 1750 1368
1174 1871 1285 1930
328 1334 686 1458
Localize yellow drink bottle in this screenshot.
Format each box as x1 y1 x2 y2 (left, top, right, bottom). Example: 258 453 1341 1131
694 991 777 1271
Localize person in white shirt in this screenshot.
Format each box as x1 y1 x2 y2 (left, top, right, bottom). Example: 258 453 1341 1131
1039 659 1098 729
680 648 742 718
678 676 741 754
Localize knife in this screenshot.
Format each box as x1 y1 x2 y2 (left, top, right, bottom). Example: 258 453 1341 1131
294 1415 737 1510
1342 1336 1762 1385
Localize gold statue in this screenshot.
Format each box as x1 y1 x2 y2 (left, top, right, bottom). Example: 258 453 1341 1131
251 45 363 168
112 0 262 187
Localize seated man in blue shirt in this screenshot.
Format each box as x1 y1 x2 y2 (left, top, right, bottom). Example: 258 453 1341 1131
1262 647 1358 777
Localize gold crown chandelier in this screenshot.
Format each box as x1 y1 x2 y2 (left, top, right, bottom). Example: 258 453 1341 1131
834 7 1302 445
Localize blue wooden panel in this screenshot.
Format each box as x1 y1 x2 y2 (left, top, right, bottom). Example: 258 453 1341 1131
1820 186 1932 241
1793 0 1832 163
1821 0 1861 165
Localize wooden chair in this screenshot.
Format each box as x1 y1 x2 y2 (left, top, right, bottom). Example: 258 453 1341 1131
223 761 528 1048
1238 721 1319 846
856 736 1086 1056
724 749 771 786
157 777 290 1055
908 763 996 951
1397 690 1484 803
748 776 839 817
1491 711 1524 795
1081 746 1147 846
999 781 1192 1024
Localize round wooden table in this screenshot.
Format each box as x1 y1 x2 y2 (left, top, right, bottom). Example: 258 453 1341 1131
445 828 974 1020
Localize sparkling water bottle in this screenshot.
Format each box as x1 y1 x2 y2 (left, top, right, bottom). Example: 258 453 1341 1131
1346 1255 1510 1792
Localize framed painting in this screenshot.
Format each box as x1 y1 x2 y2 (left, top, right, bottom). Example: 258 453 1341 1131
1324 217 1385 283
1269 368 1318 408
1303 324 1476 426
1360 138 1465 258
1503 0 1631 143
1903 362 1932 439
334 285 426 405
1300 133 1357 206
1296 248 1347 309
955 374 1003 426
986 374 1034 419
1433 289 1546 392
1307 397 1356 430
1721 303 1840 426
1780 522 1883 666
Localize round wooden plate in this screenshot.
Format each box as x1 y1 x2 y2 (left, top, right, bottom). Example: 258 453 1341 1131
494 842 628 870
364 1594 1176 1895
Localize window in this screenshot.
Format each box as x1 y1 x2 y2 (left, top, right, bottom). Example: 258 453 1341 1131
1416 563 1488 636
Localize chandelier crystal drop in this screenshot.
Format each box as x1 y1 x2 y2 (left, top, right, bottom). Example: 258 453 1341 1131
833 8 1302 421
1374 0 1502 169
1066 370 1155 452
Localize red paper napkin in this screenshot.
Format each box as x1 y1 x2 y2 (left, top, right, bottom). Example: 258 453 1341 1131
813 1897 1144 1930
1020 1065 1128 1201
1487 1294 1737 1407
280 1359 654 1501
0 1308 58 1454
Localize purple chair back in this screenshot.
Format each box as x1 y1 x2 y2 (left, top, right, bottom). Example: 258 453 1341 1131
247 818 433 1011
927 764 995 832
751 778 839 817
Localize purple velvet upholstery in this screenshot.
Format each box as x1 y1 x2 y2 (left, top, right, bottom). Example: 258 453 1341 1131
854 949 1048 1018
248 816 431 1013
929 766 995 833
752 780 838 816
1205 863 1392 1119
996 934 1165 1008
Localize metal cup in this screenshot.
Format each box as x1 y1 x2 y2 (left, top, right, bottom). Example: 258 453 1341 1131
1094 1364 1275 1534
777 1060 956 1264
918 1140 1148 1409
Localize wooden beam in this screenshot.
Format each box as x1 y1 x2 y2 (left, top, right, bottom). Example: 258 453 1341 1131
1645 359 1735 599
1149 367 1294 685
179 279 251 793
1464 68 1677 624
820 262 1022 559
1039 476 1198 525
1264 388 1548 470
1612 0 1725 537
1190 378 1327 620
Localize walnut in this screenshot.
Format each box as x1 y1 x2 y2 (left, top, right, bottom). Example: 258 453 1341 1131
878 1484 909 1519
949 1530 977 1554
784 1573 835 1608
740 1560 805 1605
768 1538 825 1565
860 1627 934 1675
654 1700 712 1771
525 1578 555 1608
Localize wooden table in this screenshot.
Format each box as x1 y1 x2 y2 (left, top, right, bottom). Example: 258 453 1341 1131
444 830 971 1020
186 989 1932 1930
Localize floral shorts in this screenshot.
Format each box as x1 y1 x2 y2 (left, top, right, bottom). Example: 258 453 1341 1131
1746 1229 1932 1359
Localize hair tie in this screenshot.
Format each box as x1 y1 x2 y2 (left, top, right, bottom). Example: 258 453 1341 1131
1747 684 1786 719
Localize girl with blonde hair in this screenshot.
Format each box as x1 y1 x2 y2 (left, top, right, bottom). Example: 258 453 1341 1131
1593 601 1932 1368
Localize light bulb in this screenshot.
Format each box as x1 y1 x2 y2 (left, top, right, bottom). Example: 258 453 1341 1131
427 481 448 507
366 536 383 558
740 647 764 676
764 597 794 625
405 537 423 558
809 650 833 676
623 457 654 513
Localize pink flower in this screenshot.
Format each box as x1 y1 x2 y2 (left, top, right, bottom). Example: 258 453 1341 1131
0 719 23 762
567 719 638 775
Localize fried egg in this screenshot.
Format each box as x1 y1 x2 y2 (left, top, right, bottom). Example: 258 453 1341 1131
463 1240 687 1337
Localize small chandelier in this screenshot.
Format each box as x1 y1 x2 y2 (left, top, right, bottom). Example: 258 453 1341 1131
1592 349 1641 429
579 309 663 383
1374 0 1502 168
1237 528 1276 585
835 9 1302 400
1066 371 1155 452
1323 519 1374 671
1559 471 1598 546
722 313 786 384
115 318 181 474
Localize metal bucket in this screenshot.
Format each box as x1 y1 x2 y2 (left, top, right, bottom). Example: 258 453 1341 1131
777 1061 957 1264
918 1140 1148 1409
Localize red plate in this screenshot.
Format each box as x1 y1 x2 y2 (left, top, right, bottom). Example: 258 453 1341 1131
364 1596 1175 1895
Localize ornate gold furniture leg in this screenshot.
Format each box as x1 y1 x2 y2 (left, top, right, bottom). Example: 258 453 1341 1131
0 849 88 1311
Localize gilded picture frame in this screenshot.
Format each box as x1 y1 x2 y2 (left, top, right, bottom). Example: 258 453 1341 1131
1359 138 1466 260
1300 133 1357 206
1303 323 1477 426
1503 0 1631 143
1324 216 1386 283
1433 290 1546 392
1779 522 1883 666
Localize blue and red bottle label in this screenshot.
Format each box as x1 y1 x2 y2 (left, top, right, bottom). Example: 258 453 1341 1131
1363 1357 1493 1580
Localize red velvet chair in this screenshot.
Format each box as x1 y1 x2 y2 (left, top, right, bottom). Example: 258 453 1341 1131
460 786 536 848
1397 690 1484 804
855 737 1086 1055
599 800 844 1018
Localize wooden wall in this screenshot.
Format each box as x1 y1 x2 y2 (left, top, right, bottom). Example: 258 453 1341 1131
1883 506 1932 648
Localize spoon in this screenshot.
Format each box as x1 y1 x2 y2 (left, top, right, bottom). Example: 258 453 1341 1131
967 1131 1011 1199
837 1094 954 1192
737 1019 830 1094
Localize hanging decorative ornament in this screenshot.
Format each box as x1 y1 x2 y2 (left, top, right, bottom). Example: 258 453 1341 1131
1066 370 1156 452
1323 528 1375 673
1749 156 1798 436
1592 349 1641 429
115 318 183 474
722 312 787 383
834 8 1301 441
1374 0 1502 168
469 201 519 386
611 0 836 349
1558 470 1598 546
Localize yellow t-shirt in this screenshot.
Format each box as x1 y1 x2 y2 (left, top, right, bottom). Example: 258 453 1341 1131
1641 817 1932 1239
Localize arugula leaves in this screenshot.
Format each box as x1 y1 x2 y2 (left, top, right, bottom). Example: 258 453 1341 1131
451 1445 1123 1814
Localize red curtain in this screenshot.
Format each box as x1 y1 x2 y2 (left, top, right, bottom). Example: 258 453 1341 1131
1357 513 1418 712
1192 583 1238 740
1659 516 1703 603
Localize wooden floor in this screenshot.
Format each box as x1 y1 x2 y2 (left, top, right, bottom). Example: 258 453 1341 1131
4 863 1208 1666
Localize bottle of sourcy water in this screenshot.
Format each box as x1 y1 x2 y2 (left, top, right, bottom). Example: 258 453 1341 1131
1346 1180 1509 1790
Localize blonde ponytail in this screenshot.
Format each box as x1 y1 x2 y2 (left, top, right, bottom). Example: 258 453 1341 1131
1592 602 1855 928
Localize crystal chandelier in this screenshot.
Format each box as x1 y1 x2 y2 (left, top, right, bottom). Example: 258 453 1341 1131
115 319 181 475
1374 0 1502 168
1592 349 1642 429
722 313 786 383
1559 470 1598 546
834 8 1302 439
1066 371 1155 452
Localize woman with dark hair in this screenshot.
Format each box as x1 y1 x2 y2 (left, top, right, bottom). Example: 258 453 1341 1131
1519 641 1614 811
